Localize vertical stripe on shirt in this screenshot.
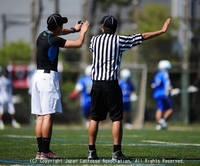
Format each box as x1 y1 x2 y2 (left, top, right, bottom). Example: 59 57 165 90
89 33 143 81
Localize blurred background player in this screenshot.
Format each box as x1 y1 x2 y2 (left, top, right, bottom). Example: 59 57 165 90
119 69 137 130
0 67 21 130
151 60 174 130
70 65 92 128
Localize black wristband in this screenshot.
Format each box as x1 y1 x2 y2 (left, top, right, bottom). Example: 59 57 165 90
70 27 76 33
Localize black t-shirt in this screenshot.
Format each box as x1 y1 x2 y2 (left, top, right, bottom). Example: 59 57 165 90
36 30 66 71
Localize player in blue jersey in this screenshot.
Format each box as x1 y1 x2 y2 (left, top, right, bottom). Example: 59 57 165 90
119 69 137 130
70 65 92 128
151 60 174 130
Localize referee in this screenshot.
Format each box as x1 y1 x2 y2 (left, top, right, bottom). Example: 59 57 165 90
88 14 170 160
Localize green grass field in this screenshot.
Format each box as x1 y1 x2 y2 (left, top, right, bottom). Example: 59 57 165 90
0 122 200 165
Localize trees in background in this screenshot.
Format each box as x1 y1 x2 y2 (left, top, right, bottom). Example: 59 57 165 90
137 3 179 65
0 40 31 66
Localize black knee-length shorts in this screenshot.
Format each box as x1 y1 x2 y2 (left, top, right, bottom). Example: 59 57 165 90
90 80 123 122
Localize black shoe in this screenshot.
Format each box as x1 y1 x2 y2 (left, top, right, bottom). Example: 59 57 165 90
112 150 128 160
88 150 99 160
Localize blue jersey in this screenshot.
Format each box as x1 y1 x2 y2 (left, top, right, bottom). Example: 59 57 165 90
119 79 135 102
152 70 171 99
75 76 92 116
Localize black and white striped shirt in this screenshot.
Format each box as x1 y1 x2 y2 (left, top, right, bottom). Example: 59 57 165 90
89 33 143 81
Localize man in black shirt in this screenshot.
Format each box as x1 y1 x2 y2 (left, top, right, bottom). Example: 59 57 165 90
31 13 89 159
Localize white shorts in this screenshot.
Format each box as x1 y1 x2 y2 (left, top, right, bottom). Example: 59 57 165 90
31 70 62 115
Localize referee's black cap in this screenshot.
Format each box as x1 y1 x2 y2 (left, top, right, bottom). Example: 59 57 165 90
47 13 68 30
101 14 118 30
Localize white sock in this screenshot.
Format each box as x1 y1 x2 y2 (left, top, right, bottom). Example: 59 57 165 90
0 120 3 124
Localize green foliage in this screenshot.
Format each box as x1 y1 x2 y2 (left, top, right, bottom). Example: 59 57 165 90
138 4 170 32
60 72 77 89
58 71 82 123
0 40 31 66
137 3 179 64
61 48 81 62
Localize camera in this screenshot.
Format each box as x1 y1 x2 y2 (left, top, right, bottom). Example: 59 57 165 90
78 20 83 24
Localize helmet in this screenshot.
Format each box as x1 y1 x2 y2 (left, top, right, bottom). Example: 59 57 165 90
158 60 171 70
85 65 92 76
120 69 131 80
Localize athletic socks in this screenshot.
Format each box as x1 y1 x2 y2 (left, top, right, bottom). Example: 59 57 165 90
36 137 43 152
37 137 51 153
42 137 51 153
89 145 96 151
11 119 16 123
114 145 121 152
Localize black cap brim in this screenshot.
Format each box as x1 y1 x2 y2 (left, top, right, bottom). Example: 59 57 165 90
62 17 68 24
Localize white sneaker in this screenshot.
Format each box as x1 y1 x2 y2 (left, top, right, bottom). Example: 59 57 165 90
124 123 133 130
0 122 5 130
88 150 99 160
156 124 162 130
12 121 21 128
159 118 167 129
112 150 128 160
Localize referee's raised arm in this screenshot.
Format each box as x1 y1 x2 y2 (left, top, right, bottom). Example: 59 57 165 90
142 18 171 40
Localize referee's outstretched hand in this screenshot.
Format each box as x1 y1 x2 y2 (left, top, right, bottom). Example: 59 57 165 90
142 18 171 40
161 18 171 33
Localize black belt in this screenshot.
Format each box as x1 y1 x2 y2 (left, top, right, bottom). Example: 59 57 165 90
92 80 118 85
44 69 51 73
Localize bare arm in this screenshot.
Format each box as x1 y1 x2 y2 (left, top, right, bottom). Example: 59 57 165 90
142 18 171 40
59 28 74 35
59 22 83 35
63 21 89 48
69 90 80 99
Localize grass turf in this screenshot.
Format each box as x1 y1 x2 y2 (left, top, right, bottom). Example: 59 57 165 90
0 122 200 165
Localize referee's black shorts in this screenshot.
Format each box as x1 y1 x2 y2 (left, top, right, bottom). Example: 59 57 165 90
90 80 123 122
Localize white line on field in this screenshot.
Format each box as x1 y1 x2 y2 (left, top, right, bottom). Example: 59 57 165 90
2 134 35 138
2 135 200 147
143 140 200 147
80 134 140 138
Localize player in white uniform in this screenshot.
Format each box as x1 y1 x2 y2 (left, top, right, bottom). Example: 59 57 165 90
0 67 21 130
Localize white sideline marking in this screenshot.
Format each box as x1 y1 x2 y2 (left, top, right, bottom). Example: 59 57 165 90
3 135 200 147
143 140 200 147
2 134 35 139
80 134 140 138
